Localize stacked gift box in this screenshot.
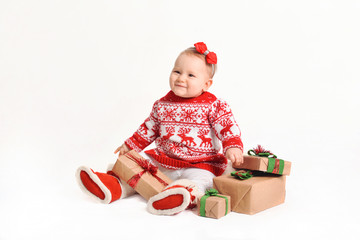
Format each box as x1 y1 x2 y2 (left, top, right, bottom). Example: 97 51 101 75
199 145 292 218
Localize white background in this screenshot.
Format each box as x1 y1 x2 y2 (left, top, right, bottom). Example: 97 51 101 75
1 1 359 239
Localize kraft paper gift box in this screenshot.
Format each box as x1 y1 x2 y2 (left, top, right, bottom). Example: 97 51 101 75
197 189 231 219
213 174 286 215
232 155 292 176
112 150 172 200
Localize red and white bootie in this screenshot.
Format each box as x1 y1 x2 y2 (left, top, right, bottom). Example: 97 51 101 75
147 179 200 215
75 166 134 204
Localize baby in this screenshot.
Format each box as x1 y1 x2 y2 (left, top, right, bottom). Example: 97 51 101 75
76 42 243 215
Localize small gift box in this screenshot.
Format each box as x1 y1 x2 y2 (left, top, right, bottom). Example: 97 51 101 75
112 150 172 200
198 189 231 219
232 145 291 176
213 171 286 215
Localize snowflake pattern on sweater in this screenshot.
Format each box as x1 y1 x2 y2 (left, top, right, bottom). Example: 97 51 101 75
125 91 243 176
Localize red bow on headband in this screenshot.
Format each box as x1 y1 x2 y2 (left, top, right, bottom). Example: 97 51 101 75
194 42 217 64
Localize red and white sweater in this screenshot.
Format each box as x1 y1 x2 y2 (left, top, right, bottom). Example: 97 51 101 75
125 91 243 176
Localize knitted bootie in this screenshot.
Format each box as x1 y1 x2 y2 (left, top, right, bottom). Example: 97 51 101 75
76 166 133 203
147 179 200 215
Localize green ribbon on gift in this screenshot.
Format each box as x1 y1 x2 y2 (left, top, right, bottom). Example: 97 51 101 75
248 148 285 175
231 170 253 180
267 158 285 175
248 149 277 158
199 189 229 217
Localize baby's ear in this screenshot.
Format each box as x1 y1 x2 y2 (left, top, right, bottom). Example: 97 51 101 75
203 79 213 91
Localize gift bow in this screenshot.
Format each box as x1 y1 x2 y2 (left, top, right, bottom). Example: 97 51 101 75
205 189 219 196
231 170 253 180
247 145 285 175
194 42 217 64
125 152 168 188
247 145 277 158
199 189 229 217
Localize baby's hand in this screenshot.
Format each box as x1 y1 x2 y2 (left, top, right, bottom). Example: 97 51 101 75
114 143 131 157
225 148 244 165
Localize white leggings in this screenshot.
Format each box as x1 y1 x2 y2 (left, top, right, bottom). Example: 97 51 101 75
141 152 215 194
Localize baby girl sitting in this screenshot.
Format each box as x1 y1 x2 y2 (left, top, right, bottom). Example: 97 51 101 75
76 42 243 215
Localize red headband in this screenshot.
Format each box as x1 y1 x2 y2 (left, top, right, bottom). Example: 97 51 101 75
194 42 217 64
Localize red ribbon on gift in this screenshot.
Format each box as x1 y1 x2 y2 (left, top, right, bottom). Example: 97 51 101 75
273 159 280 174
125 152 168 188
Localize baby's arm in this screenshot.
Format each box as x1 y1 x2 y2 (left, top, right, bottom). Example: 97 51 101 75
114 143 131 156
225 147 244 165
114 100 160 157
209 99 244 164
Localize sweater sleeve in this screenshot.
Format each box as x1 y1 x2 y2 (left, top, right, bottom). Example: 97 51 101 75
209 99 243 154
125 100 160 152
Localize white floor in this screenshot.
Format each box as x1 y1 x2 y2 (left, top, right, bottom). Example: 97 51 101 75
1 145 359 240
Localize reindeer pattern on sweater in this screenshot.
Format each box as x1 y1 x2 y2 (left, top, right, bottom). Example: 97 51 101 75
125 91 243 175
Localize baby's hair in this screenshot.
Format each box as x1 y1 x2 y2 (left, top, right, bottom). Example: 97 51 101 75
180 47 217 79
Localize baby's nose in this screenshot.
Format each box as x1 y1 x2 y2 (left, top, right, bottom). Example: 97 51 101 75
178 74 186 81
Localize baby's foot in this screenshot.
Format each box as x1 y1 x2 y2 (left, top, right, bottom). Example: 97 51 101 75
76 166 124 203
147 179 200 215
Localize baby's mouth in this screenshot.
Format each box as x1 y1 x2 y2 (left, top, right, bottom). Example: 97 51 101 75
175 84 186 88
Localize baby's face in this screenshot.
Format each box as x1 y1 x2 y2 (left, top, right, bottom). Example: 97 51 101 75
169 53 213 98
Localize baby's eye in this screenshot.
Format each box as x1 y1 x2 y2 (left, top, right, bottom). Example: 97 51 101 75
189 74 195 77
174 70 180 74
